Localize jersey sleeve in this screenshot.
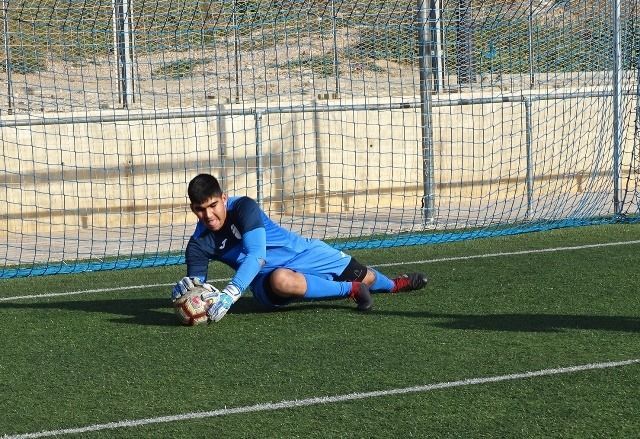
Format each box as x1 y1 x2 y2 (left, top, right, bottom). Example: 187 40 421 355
229 197 267 291
185 236 210 281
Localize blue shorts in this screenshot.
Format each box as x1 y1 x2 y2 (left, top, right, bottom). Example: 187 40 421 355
250 240 352 309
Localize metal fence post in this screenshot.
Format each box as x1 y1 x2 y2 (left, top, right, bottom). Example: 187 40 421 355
2 0 13 113
233 0 241 103
331 0 340 96
612 0 622 216
418 0 436 223
112 0 135 108
429 0 444 92
528 1 535 88
255 110 264 207
456 0 475 85
524 97 534 219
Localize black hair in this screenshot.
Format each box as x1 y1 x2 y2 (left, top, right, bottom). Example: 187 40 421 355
188 174 223 204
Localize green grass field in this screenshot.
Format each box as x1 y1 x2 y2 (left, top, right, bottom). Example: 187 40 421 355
1 223 639 438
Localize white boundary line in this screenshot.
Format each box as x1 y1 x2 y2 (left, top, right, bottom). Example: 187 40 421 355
0 283 174 302
2 238 640 302
372 238 640 267
3 358 638 439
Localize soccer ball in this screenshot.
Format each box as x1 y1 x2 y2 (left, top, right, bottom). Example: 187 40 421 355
173 290 217 326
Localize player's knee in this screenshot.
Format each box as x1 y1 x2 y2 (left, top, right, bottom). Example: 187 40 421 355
269 268 300 296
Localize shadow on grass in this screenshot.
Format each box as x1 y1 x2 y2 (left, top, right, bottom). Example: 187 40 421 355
428 312 640 333
0 296 268 326
277 303 640 333
1 297 638 332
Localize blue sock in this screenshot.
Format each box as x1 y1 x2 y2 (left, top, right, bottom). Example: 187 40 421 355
302 273 353 300
370 269 395 293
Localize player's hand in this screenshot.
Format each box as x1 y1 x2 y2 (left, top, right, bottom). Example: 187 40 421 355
200 285 221 306
171 277 217 302
206 285 241 322
171 277 194 301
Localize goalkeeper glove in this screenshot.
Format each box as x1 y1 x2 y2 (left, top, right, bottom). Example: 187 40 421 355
171 276 216 302
207 284 242 322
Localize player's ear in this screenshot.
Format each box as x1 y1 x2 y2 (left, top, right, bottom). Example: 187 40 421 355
221 193 228 207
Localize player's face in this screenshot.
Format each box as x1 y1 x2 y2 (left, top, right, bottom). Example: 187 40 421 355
191 194 228 231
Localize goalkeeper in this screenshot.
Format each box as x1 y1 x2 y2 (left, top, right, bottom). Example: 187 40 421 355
172 173 428 322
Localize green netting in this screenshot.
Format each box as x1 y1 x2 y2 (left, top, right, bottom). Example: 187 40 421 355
0 0 638 277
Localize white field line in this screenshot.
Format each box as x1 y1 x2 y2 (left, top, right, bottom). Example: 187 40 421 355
1 238 640 302
372 238 640 268
3 358 639 439
0 280 234 302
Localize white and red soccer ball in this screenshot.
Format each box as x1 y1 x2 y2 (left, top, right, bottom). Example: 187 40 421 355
173 291 216 326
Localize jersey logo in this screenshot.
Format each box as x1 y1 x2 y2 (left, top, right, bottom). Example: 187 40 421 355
219 238 228 250
231 224 242 239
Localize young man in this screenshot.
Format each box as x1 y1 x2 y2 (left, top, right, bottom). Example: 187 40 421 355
172 173 428 322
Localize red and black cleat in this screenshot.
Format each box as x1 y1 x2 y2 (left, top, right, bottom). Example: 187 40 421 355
391 273 428 293
350 282 373 312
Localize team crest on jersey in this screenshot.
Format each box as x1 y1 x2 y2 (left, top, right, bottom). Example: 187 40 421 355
231 224 242 239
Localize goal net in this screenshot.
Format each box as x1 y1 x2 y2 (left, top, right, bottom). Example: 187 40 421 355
0 0 638 277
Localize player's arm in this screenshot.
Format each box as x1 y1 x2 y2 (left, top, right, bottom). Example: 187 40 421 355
207 226 266 322
172 236 213 301
207 197 267 322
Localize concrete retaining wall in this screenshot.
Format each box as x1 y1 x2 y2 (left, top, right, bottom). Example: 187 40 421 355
0 89 637 235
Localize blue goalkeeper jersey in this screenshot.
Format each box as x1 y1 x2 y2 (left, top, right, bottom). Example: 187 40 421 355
185 196 313 291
